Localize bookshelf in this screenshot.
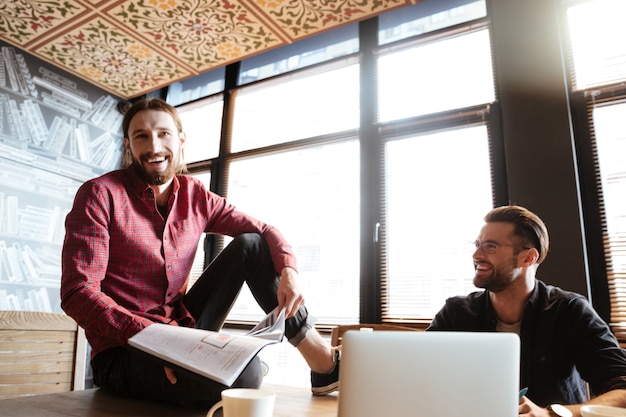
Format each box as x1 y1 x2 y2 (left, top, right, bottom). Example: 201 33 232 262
0 41 125 312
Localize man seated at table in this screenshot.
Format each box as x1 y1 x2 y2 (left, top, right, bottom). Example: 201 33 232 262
427 205 626 417
60 98 340 406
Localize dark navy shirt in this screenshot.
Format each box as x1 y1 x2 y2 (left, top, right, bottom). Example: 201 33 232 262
428 280 626 406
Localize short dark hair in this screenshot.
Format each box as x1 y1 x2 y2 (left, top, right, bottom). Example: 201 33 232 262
484 205 549 264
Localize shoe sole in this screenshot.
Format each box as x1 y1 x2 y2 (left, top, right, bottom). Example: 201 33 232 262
311 381 339 396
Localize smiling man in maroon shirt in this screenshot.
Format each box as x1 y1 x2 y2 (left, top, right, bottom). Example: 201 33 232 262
61 98 339 405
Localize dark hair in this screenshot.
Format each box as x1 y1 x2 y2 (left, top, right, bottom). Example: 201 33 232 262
121 98 183 140
120 98 186 173
484 205 549 264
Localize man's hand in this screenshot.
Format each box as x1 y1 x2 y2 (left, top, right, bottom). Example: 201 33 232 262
519 395 568 417
164 367 177 384
277 267 305 318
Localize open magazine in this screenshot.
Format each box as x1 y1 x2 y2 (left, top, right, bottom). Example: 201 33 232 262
127 307 286 386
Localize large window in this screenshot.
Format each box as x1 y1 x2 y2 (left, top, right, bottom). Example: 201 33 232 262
238 24 359 84
377 9 494 321
231 60 360 152
178 96 223 163
226 142 360 324
378 0 486 45
166 67 225 106
566 0 626 90
176 0 492 328
169 0 492 387
565 0 626 337
581 97 626 335
225 49 361 324
384 126 493 319
377 27 494 122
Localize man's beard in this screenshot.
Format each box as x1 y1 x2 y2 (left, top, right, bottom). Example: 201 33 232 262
473 258 520 293
130 153 178 186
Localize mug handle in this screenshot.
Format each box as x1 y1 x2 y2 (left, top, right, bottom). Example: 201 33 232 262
206 400 223 417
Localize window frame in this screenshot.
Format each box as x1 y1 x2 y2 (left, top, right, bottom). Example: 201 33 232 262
570 85 625 332
176 5 500 328
561 0 626 340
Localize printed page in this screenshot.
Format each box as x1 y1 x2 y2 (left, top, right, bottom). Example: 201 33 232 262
127 307 286 386
245 306 285 340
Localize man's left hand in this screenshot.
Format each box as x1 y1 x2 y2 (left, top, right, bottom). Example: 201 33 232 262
277 267 305 318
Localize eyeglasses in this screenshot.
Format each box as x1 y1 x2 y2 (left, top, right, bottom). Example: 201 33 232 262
472 241 529 254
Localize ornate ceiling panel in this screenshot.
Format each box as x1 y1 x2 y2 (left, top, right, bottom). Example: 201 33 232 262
0 0 416 99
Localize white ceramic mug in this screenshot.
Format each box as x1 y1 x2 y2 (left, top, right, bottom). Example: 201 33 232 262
206 388 276 417
581 405 626 417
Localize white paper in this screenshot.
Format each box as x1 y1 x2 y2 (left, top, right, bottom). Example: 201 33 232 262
128 307 285 386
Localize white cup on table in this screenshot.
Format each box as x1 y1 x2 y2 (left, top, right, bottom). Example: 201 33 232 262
206 388 276 417
581 405 626 417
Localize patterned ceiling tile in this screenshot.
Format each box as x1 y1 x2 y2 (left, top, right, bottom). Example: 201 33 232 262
34 16 191 98
0 0 87 46
106 0 285 72
255 0 412 39
0 0 416 99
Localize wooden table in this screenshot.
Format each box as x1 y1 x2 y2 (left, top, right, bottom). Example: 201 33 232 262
0 384 338 417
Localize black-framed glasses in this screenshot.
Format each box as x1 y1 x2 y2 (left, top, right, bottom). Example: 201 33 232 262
472 241 529 254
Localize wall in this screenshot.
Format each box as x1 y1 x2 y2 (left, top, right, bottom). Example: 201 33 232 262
489 0 589 297
0 40 125 312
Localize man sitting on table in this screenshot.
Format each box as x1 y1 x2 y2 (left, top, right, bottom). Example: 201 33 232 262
61 98 340 405
427 205 626 417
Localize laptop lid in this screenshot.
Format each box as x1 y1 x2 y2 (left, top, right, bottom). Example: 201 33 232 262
338 330 520 417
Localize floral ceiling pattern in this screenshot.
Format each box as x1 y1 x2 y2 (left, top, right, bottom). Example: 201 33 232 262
0 0 416 99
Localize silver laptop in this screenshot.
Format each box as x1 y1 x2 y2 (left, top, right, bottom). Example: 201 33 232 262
338 330 520 417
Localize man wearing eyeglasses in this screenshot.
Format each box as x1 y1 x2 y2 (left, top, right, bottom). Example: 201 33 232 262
427 205 626 417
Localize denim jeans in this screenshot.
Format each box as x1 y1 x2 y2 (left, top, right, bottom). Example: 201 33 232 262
91 233 314 405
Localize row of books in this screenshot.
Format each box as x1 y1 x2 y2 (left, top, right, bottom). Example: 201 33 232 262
0 192 66 244
0 45 125 173
0 46 113 315
83 94 124 130
44 114 123 170
0 286 54 313
0 146 85 196
0 141 100 184
0 240 62 286
0 93 123 171
0 46 38 100
1 45 90 115
0 46 125 129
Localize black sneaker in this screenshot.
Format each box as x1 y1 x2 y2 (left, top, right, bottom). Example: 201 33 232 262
311 346 341 396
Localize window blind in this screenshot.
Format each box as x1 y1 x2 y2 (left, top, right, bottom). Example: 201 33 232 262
585 93 626 342
563 0 626 342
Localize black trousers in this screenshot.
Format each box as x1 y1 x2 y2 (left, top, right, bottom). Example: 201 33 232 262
91 233 313 405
